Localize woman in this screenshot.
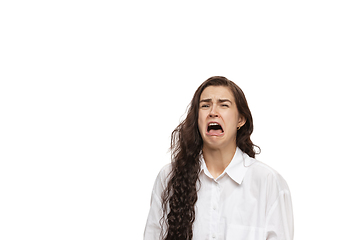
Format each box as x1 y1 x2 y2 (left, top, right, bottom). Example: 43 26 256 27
144 76 294 240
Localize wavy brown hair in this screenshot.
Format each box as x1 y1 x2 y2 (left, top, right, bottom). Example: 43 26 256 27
161 76 260 240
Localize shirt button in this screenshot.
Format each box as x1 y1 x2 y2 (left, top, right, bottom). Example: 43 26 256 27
213 205 217 210
212 233 216 239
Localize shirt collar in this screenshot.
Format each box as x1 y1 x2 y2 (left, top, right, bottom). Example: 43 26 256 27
200 147 255 185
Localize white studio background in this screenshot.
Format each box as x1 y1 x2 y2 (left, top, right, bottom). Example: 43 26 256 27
0 1 359 239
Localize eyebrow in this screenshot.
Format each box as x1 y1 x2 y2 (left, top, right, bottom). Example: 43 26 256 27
199 98 232 104
219 99 232 103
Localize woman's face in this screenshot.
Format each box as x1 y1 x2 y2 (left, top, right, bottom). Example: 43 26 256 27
198 86 245 149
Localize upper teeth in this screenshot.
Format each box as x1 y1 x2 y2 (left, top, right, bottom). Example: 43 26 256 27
209 123 219 126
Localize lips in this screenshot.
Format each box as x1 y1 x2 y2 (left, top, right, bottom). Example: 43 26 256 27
206 122 224 136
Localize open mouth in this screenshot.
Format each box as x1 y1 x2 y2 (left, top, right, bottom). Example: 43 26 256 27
207 122 224 135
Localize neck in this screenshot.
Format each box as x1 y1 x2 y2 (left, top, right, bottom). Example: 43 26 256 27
202 144 237 179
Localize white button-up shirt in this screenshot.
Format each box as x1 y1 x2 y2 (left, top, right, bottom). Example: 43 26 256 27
144 148 294 240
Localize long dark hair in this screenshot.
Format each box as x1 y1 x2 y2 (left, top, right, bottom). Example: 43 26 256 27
161 76 259 240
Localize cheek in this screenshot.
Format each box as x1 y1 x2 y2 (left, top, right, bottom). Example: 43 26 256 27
223 112 239 129
198 112 206 131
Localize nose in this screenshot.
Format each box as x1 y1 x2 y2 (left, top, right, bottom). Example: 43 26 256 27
209 106 219 118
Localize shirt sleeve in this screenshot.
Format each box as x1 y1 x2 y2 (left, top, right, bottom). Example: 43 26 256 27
265 189 294 240
144 165 170 240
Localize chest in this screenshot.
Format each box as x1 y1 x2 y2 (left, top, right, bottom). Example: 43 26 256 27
193 175 267 240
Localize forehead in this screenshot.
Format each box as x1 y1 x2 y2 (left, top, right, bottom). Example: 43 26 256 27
200 86 234 100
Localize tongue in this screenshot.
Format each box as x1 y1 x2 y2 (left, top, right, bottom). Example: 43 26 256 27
208 129 223 136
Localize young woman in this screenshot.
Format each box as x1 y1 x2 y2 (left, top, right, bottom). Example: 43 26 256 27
144 76 294 240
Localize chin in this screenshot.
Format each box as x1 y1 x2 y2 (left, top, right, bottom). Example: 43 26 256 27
202 133 237 149
203 137 227 148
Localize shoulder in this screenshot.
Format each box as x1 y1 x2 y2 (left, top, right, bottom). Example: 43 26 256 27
155 163 172 185
244 154 290 193
152 163 172 196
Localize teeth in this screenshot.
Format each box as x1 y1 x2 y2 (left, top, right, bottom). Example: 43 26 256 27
209 123 220 126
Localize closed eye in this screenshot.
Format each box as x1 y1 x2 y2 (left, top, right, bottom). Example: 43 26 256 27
200 104 210 108
221 104 229 107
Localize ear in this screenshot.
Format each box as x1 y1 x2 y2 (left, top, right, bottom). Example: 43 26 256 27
237 116 246 129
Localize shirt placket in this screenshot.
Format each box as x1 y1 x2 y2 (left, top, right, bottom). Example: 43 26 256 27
210 179 221 240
